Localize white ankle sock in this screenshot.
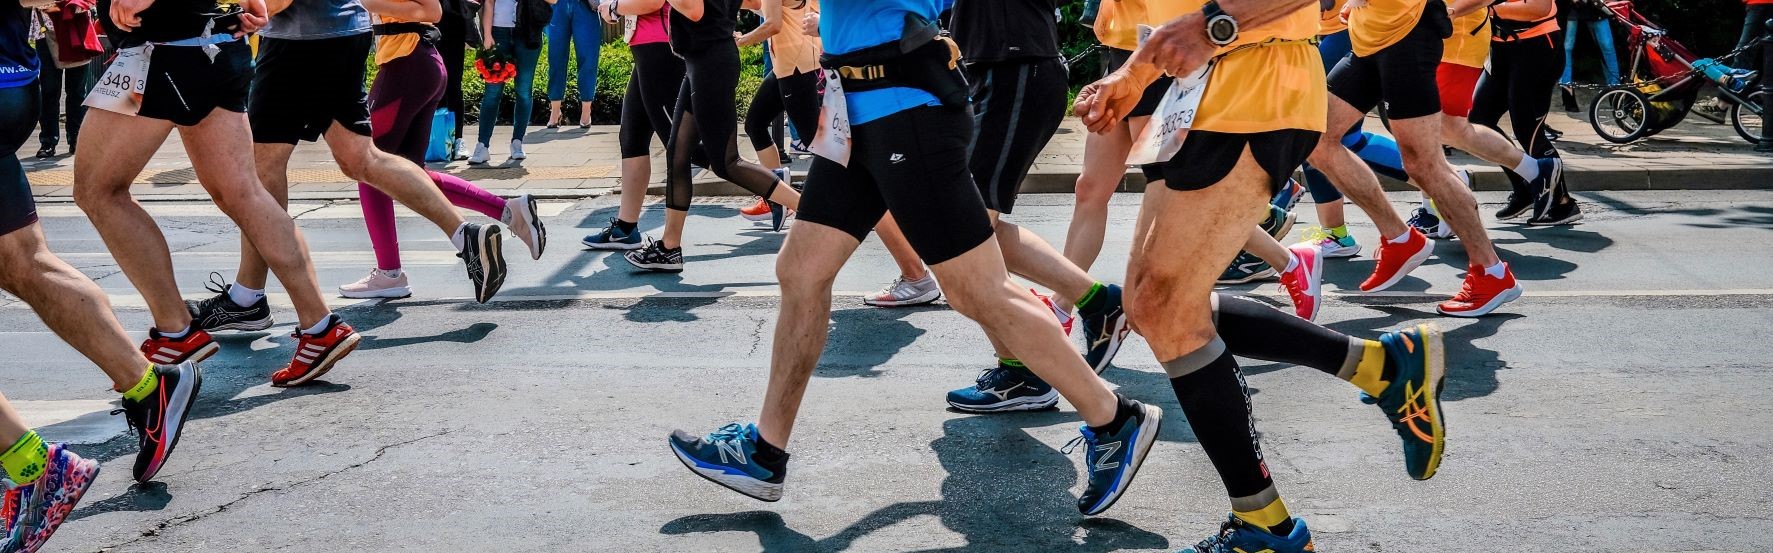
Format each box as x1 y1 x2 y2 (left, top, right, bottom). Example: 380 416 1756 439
300 314 334 336
450 223 469 251
228 284 265 307
1483 262 1507 279
1386 232 1412 245
1513 156 1540 181
1282 252 1299 273
161 325 192 339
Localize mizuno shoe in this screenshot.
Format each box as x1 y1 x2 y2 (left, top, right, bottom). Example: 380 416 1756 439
1068 399 1162 515
1374 324 1448 480
1077 284 1129 373
668 423 787 502
946 365 1059 413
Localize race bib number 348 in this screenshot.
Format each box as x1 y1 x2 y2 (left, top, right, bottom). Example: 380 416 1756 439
84 45 153 116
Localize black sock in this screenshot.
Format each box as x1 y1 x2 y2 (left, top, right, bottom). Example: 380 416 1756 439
1163 336 1276 502
1090 393 1140 435
1214 293 1350 377
751 433 790 468
613 219 638 233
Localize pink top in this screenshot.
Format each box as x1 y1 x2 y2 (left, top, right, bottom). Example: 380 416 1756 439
631 5 671 45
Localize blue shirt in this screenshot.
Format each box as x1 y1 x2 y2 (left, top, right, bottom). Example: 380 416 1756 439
819 0 952 125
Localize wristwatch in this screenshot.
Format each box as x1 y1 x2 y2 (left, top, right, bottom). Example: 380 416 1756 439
1201 0 1239 47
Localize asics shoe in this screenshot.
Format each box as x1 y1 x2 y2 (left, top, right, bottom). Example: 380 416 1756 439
1277 245 1323 321
1408 206 1454 240
2 444 100 552
186 273 272 332
625 237 684 272
337 269 412 299
667 423 787 501
1068 399 1162 515
1218 252 1275 285
1261 205 1296 240
862 274 942 307
458 222 508 304
1270 179 1304 212
1031 289 1074 335
582 219 645 250
116 362 202 482
1297 226 1360 258
946 365 1059 413
1359 229 1433 292
1077 283 1129 373
1374 324 1447 480
1436 265 1523 318
140 328 218 366
1181 514 1316 553
271 315 359 387
739 197 773 222
504 194 547 260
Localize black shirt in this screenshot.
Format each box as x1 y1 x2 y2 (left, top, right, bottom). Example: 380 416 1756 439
98 0 227 46
669 0 739 54
949 0 1060 63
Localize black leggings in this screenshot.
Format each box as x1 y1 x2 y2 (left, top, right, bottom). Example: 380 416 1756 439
34 39 88 148
619 42 686 159
666 43 783 211
743 69 820 152
1470 33 1562 159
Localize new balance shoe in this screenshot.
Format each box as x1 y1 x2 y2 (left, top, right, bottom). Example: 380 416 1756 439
667 423 787 501
1270 179 1304 212
1031 289 1074 335
1408 206 1454 240
1436 265 1523 318
1181 515 1316 553
504 194 547 260
1261 205 1295 240
1218 252 1275 285
271 315 359 387
337 269 412 299
1359 229 1433 292
1078 284 1129 373
1297 226 1360 258
1374 324 1447 480
116 362 202 482
1278 245 1323 321
1068 399 1161 515
946 365 1059 413
2 444 99 552
625 238 684 272
582 219 645 250
862 274 941 307
458 222 507 304
186 273 272 332
739 197 773 222
140 328 218 366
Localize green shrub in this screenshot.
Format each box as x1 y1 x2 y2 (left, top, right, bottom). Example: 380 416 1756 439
431 40 764 126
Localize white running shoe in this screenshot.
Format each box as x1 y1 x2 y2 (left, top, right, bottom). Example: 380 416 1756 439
339 269 412 299
468 143 490 165
453 140 472 161
504 194 546 260
509 139 527 161
863 274 941 307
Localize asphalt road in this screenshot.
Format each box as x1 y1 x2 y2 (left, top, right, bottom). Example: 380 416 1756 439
3 191 1770 552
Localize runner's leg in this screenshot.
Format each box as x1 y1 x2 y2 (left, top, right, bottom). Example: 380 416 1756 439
70 110 189 332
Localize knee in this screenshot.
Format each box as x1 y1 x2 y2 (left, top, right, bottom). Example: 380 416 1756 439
333 151 373 182
1074 174 1116 206
71 182 127 214
776 256 838 296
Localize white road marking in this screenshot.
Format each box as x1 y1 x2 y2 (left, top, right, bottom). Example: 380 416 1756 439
11 400 127 445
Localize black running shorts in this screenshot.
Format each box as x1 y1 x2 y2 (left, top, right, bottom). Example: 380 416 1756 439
1142 129 1320 194
1326 0 1452 120
795 105 996 265
250 34 376 144
1101 47 1172 118
966 57 1068 214
0 171 34 237
126 40 253 127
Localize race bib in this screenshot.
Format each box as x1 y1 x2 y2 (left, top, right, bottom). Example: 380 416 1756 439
810 70 852 167
623 15 636 43
1127 61 1215 166
83 45 153 116
1137 24 1154 47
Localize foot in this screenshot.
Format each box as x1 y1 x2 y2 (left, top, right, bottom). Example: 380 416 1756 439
2 444 100 552
1525 158 1564 221
140 328 219 366
1270 179 1303 212
337 269 412 299
862 274 941 307
1217 251 1275 285
546 110 561 128
33 145 54 158
508 139 526 161
271 315 360 387
945 365 1059 413
1560 84 1580 113
468 143 490 165
1495 191 1534 220
1077 283 1129 373
1069 399 1161 515
1407 206 1454 240
667 423 786 501
1527 197 1583 226
186 274 273 332
582 219 645 250
1297 226 1360 258
504 194 547 260
1435 265 1523 318
739 197 773 222
1372 324 1447 480
117 362 202 482
458 222 508 303
1181 515 1316 553
624 237 684 272
1261 205 1295 240
1278 245 1323 321
454 141 473 161
1359 229 1433 292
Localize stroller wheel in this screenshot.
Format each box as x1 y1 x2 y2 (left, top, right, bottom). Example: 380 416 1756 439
1589 88 1653 144
1730 91 1765 145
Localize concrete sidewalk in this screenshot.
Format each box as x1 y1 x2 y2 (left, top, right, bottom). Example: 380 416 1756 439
22 110 1772 202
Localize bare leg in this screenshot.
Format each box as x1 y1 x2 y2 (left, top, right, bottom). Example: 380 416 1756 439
756 145 782 171
0 224 148 390
617 156 650 223
71 109 188 332
325 123 466 235
234 142 293 290
1242 225 1292 270
1315 200 1347 229
1306 98 1409 240
874 213 929 281
1439 114 1525 168
1390 115 1500 267
1063 119 1138 271
755 222 863 447
994 212 1095 311
0 392 27 447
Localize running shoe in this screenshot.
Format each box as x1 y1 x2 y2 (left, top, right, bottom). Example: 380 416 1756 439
1435 265 1523 318
1270 179 1304 212
1373 324 1447 480
1297 226 1360 258
468 143 490 165
1278 244 1323 321
1359 229 1432 292
1496 192 1534 221
862 274 941 307
946 365 1059 413
1031 289 1074 335
769 201 792 233
1217 252 1275 285
186 273 273 332
140 328 218 366
458 222 507 304
1261 205 1295 241
1526 158 1563 221
115 362 202 482
739 197 773 222
1078 283 1129 373
1067 399 1162 515
582 219 644 250
504 194 547 260
338 269 412 299
1527 197 1583 226
270 315 360 387
1180 514 1316 553
508 139 527 161
625 237 684 272
667 423 786 502
2 444 99 552
1407 206 1454 240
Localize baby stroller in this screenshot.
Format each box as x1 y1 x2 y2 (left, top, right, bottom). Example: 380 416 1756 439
1585 0 1765 144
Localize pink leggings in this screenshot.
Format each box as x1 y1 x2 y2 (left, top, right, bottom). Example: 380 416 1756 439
360 41 507 271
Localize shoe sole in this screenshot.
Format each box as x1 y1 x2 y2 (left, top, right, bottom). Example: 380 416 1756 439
947 389 1060 413
1086 312 1131 374
1526 211 1583 226
669 441 783 502
627 260 685 273
274 333 360 388
1415 324 1447 480
1082 403 1163 516
473 226 508 304
582 238 646 251
207 318 274 332
862 289 943 307
740 212 773 222
1216 268 1277 285
139 363 202 482
1436 283 1523 318
1361 237 1435 293
518 195 546 260
1319 245 1362 258
339 287 413 299
173 342 222 366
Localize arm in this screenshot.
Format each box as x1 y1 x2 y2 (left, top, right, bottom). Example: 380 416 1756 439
1447 0 1487 18
363 0 442 22
734 0 780 47
1494 0 1553 22
665 0 702 21
479 0 494 47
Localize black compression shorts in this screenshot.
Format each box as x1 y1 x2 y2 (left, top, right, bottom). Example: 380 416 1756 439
1141 129 1320 194
1326 0 1452 120
966 57 1068 214
250 34 375 144
1101 47 1171 118
2 83 37 236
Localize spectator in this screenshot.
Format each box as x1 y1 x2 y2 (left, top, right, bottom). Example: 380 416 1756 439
544 0 598 129
28 5 91 158
441 0 480 160
1558 0 1621 112
470 0 552 165
1737 0 1772 69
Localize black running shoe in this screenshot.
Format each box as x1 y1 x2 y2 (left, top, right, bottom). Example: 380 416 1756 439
459 223 508 303
186 272 273 332
1078 284 1129 373
625 237 684 272
1527 197 1583 226
114 362 202 482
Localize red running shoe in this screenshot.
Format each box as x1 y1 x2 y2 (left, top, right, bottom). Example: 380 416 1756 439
1360 229 1434 292
1278 244 1323 321
1031 289 1074 336
139 328 219 366
739 197 772 222
1436 265 1524 318
271 316 360 387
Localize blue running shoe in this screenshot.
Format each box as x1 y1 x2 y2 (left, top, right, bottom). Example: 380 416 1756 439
947 365 1059 413
1181 514 1316 553
582 219 644 251
1078 284 1129 373
1270 179 1304 212
1067 399 1162 515
1374 324 1447 480
668 423 787 501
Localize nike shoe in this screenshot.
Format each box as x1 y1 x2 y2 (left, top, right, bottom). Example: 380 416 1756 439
1408 206 1454 240
946 365 1059 413
1435 265 1523 318
337 269 412 299
1526 158 1564 221
1270 179 1304 212
1359 229 1433 292
739 197 773 222
1373 324 1447 480
458 222 507 304
862 274 941 307
1261 205 1295 241
1031 289 1074 335
1077 283 1129 373
1 444 100 552
667 423 786 501
1278 244 1323 321
139 328 218 366
1181 514 1316 553
116 362 202 482
582 219 645 250
186 273 272 332
1217 252 1275 285
1297 226 1360 258
625 238 684 273
504 194 547 260
270 315 359 387
1068 399 1162 515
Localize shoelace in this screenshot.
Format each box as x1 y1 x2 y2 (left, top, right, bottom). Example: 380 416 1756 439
1189 519 1244 553
874 277 908 298
1299 226 1333 244
706 423 748 445
201 271 229 295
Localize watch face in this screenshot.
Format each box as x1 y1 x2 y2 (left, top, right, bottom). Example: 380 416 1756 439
1208 17 1236 43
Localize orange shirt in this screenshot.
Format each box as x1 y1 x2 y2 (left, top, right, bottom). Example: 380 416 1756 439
1441 8 1490 67
1320 0 1350 35
1094 0 1148 51
767 0 820 77
1347 0 1426 56
373 15 425 65
1141 0 1325 133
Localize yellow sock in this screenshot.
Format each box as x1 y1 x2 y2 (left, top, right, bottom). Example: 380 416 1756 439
122 366 159 402
1233 495 1292 533
1347 340 1390 396
1 431 48 485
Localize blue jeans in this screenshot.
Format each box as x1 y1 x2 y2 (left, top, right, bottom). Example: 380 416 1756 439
546 0 601 103
1560 18 1621 85
479 26 543 145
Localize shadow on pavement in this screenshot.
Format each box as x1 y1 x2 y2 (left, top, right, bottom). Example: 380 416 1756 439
816 306 938 379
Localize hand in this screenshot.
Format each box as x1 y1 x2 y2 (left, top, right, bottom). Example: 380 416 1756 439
1137 13 1214 79
597 0 615 22
109 0 154 31
236 0 268 37
483 35 495 49
1073 69 1150 133
1339 0 1363 22
801 10 818 36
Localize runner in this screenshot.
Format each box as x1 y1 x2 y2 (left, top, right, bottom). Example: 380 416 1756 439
1295 3 1408 258
1075 0 1456 548
1473 0 1582 224
1303 0 1530 317
622 0 803 272
669 0 1161 516
582 0 682 250
76 0 360 387
734 0 820 222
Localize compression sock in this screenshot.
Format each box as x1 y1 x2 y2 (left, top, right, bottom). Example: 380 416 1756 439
121 366 159 401
1088 393 1141 435
1074 282 1109 314
1512 155 1541 181
228 283 266 307
1 431 47 486
1163 336 1283 527
1212 293 1393 395
613 219 639 233
450 223 469 251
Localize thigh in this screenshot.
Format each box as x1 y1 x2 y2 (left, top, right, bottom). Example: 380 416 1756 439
328 35 376 137
1373 15 1447 120
72 108 173 190
794 155 886 244
967 59 1067 214
686 49 741 158
862 107 995 265
179 110 267 199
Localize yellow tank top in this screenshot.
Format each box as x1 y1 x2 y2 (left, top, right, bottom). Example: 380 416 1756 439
373 15 424 66
1142 0 1325 133
1440 8 1490 67
768 0 821 77
1347 0 1426 56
